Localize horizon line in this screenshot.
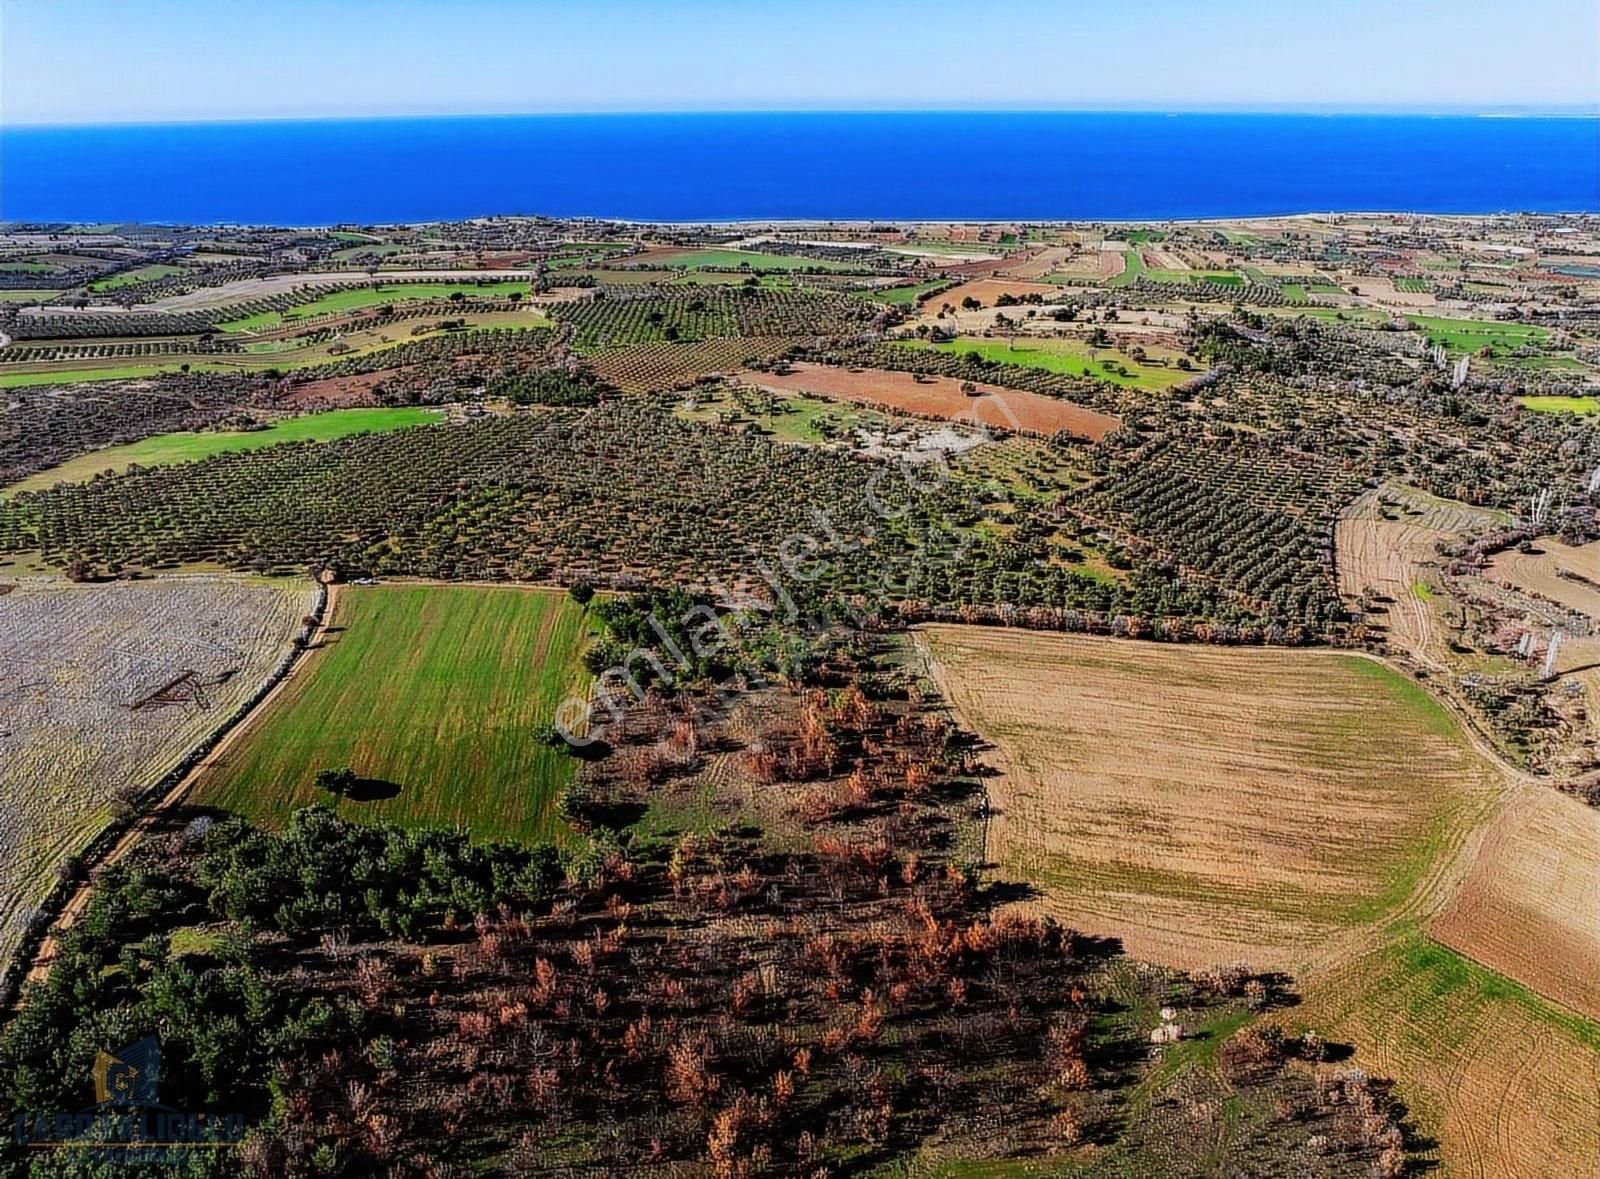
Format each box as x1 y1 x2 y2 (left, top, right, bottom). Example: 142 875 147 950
7 102 1600 130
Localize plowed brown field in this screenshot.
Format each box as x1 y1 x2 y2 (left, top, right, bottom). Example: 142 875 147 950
739 362 1120 439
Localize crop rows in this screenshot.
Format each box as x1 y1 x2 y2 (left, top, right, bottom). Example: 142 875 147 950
555 288 882 350
0 404 913 589
1131 278 1294 306
9 311 216 340
0 375 296 486
584 336 808 393
1 398 1323 637
1 338 247 363
1073 434 1363 629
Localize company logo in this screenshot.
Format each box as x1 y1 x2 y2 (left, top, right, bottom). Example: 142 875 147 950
13 1036 247 1162
93 1036 161 1107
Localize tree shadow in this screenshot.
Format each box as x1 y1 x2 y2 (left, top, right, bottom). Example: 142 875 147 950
343 777 401 802
568 738 613 762
979 879 1040 905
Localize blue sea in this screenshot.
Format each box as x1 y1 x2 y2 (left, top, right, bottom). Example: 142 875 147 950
1 112 1596 225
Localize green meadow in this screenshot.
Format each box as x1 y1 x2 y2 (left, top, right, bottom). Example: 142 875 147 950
1519 395 1599 415
898 336 1192 392
5 407 443 494
192 585 598 845
1409 314 1549 354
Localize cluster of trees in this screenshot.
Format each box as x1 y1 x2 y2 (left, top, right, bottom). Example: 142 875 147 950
198 806 565 937
1077 434 1357 634
554 288 881 350
0 857 364 1168
490 366 611 407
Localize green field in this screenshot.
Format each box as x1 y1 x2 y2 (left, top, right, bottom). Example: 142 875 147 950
218 280 533 331
0 363 237 388
330 242 411 261
191 585 597 844
1394 277 1432 293
88 264 188 291
0 261 57 274
0 290 56 303
1519 395 1600 415
865 279 951 304
1105 249 1145 288
0 314 546 387
5 407 443 494
1280 283 1308 303
1409 314 1549 354
675 386 897 444
899 336 1193 391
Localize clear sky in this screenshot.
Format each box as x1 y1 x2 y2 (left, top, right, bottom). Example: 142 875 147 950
4 0 1597 126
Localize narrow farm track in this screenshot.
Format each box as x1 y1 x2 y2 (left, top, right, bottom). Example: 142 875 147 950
20 584 342 991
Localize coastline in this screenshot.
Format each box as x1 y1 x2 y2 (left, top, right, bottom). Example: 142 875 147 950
5 111 1595 227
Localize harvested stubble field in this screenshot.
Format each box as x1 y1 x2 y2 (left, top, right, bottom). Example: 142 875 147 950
1336 485 1506 663
1295 927 1600 1179
918 625 1499 973
739 361 1121 439
190 585 596 845
1482 536 1600 622
1431 784 1600 1020
921 623 1600 1178
0 575 315 965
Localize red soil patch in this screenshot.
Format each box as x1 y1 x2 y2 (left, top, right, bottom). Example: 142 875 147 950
738 362 1120 440
935 257 1016 279
282 371 391 408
